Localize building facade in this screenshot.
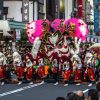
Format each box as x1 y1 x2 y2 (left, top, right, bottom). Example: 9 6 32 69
46 0 73 20
2 0 46 22
33 0 46 20
1 0 74 22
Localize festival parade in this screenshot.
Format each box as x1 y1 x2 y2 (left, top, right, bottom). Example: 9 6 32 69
0 0 100 100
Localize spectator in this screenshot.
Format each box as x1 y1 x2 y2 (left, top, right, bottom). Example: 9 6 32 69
76 90 85 100
96 81 100 92
87 89 99 100
66 92 79 100
56 97 65 100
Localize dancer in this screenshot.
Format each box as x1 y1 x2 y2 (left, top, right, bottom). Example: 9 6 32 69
13 51 24 85
84 52 95 86
71 54 82 84
60 56 72 86
24 53 34 84
0 52 7 85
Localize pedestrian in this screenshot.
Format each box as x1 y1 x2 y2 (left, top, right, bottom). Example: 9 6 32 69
76 90 85 100
66 92 80 100
96 81 100 92
86 89 99 100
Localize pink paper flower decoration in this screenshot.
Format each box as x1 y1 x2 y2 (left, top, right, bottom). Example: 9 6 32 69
26 19 50 43
65 18 88 41
51 19 65 33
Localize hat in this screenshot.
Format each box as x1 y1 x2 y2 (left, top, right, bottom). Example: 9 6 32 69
24 52 34 62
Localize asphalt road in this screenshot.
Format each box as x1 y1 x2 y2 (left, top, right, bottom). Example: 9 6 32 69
0 82 96 100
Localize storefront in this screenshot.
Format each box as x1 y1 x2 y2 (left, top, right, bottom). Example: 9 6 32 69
0 20 26 53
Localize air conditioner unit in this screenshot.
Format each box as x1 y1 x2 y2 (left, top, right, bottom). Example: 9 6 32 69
3 7 8 15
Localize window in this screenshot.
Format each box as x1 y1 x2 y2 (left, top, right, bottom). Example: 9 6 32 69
3 7 8 15
38 0 45 19
38 3 44 13
38 13 45 19
38 0 44 4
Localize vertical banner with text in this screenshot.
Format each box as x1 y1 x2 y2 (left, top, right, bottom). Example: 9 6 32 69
16 29 21 41
78 0 82 18
22 0 29 22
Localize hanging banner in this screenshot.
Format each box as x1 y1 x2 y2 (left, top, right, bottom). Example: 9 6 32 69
78 0 82 18
91 38 94 42
16 29 21 40
86 37 90 42
22 0 29 22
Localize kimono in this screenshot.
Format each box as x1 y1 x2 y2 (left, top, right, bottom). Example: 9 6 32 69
84 64 95 82
62 65 71 81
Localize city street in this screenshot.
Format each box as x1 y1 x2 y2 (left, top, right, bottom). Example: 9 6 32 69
0 0 99 100
0 82 96 100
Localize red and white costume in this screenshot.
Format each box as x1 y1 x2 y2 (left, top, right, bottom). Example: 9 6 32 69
13 52 24 81
84 52 95 82
0 52 6 83
37 52 45 79
24 53 34 81
71 54 82 82
60 56 72 82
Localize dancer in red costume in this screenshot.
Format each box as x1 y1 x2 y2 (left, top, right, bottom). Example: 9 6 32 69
24 53 34 84
51 53 60 85
37 52 45 83
84 52 95 86
73 60 82 82
0 52 6 85
13 52 24 85
60 56 72 86
71 54 83 84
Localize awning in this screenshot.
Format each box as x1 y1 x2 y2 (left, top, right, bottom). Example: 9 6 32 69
0 20 11 36
0 20 26 37
8 20 26 29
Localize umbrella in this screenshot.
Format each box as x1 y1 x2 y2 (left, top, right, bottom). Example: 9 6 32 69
89 43 100 54
89 43 100 49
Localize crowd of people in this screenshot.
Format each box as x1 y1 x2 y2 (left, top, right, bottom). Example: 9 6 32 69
0 42 99 86
0 41 100 100
56 81 100 100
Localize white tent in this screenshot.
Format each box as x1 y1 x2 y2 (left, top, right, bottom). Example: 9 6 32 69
0 20 11 36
